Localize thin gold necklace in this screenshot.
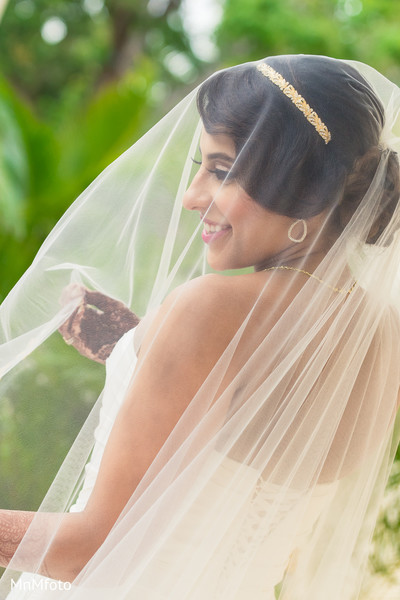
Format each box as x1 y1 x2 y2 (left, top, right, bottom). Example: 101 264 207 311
263 265 357 295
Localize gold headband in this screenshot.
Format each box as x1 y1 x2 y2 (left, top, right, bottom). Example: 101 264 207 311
256 63 332 145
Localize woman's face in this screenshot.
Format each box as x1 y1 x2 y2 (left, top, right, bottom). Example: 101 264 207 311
182 129 300 271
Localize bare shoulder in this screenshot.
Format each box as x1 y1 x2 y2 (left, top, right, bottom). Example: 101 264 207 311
164 272 262 329
138 273 262 367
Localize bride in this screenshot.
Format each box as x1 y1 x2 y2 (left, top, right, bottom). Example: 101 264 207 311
0 54 400 599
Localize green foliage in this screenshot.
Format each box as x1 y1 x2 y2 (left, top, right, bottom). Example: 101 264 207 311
0 0 201 122
0 76 59 297
216 0 400 79
0 0 201 299
58 59 155 189
0 98 27 238
0 0 116 120
0 62 157 299
0 334 104 510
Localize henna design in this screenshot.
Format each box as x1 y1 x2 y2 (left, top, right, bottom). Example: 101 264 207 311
0 510 55 574
0 510 34 568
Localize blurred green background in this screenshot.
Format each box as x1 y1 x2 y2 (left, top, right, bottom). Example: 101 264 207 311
0 0 400 595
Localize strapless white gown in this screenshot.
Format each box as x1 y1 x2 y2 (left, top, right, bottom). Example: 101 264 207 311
7 327 336 599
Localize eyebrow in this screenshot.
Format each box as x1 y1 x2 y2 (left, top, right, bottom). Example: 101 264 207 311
207 152 235 162
198 147 235 163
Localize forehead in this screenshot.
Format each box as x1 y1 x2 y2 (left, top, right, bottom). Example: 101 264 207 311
200 129 236 159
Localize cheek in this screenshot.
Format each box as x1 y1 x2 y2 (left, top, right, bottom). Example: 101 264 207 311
216 191 254 224
230 205 265 234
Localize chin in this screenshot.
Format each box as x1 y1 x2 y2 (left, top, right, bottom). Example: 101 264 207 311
207 256 230 272
207 252 249 273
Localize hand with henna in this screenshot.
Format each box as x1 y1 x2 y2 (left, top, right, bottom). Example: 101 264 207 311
59 284 140 364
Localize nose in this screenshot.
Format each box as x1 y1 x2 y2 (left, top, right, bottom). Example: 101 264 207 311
182 170 213 213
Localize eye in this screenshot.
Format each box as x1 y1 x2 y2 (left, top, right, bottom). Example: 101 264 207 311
191 158 202 166
190 157 234 183
207 167 231 182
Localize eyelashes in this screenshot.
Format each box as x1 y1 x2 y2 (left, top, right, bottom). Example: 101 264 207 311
191 157 233 182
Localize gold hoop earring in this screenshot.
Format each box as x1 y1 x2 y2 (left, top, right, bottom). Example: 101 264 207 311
288 219 307 243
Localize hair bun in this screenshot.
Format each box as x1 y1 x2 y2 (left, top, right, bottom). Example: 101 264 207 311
338 147 400 244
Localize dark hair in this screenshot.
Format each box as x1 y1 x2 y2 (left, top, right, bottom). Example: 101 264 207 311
197 55 400 244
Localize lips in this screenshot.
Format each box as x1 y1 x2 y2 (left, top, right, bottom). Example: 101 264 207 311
201 220 231 244
203 222 230 234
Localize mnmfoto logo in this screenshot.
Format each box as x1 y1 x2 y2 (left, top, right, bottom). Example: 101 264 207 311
11 578 72 591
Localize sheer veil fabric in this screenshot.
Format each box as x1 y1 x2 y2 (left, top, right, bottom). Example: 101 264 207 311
1 55 400 599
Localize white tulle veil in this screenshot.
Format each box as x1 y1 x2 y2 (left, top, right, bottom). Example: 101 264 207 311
1 55 400 599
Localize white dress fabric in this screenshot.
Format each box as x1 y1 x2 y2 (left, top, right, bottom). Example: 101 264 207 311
7 327 337 600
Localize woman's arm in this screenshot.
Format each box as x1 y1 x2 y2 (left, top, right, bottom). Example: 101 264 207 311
0 510 35 570
1 274 246 582
0 510 97 581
